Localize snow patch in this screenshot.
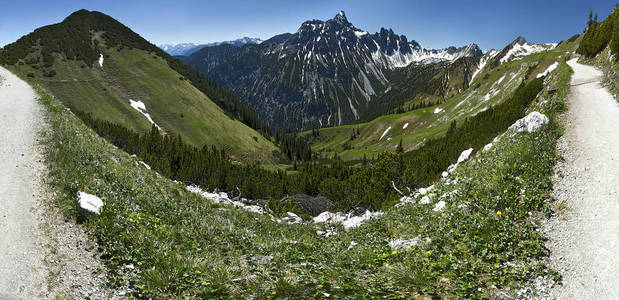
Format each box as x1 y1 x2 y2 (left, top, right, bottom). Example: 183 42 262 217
379 126 392 140
354 30 369 38
402 123 409 129
434 108 444 114
129 99 162 131
536 62 558 78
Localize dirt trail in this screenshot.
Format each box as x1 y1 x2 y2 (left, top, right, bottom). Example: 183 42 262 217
0 67 46 298
546 58 619 299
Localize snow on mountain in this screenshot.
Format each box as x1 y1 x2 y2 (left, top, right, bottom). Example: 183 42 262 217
469 49 499 84
185 11 483 128
499 37 556 64
159 37 263 56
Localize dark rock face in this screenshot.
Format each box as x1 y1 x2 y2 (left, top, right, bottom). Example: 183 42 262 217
283 194 334 216
185 11 483 129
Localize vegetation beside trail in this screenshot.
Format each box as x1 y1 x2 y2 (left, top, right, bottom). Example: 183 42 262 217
577 5 618 59
35 59 573 298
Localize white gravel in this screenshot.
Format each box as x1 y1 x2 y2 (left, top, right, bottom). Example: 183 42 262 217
545 59 619 299
0 66 47 299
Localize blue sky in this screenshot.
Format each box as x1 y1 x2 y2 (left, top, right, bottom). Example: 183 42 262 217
0 0 616 51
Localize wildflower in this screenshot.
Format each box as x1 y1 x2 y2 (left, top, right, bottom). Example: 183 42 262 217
497 211 502 216
392 250 398 255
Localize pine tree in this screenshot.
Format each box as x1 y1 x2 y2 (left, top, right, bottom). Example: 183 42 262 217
396 139 404 154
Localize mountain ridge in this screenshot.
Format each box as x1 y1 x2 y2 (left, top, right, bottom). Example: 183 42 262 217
182 11 483 129
0 9 278 163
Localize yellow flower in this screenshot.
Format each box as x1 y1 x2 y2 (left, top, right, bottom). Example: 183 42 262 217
392 250 398 255
497 211 502 216
504 189 507 193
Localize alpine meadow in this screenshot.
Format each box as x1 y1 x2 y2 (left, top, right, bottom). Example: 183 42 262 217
0 2 618 299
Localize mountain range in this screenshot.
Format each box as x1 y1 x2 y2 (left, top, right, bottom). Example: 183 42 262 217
181 11 483 128
159 37 263 56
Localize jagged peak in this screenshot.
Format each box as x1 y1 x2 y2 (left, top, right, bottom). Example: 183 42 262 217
334 11 347 22
511 36 527 45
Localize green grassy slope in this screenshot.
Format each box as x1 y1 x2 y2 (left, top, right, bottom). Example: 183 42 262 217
36 57 574 298
2 10 277 163
304 46 570 161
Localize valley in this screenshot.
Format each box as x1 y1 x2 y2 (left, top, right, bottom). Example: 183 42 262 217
0 3 618 299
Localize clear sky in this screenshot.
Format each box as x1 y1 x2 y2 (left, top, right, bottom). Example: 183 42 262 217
0 0 616 51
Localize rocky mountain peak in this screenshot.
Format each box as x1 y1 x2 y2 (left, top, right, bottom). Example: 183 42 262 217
512 36 527 45
333 11 349 24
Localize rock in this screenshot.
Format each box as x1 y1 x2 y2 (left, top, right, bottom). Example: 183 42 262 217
347 241 357 250
313 211 346 224
483 143 493 152
282 212 303 224
243 205 264 214
457 148 474 164
509 111 549 133
138 161 151 170
442 171 449 178
433 201 446 212
342 210 383 231
283 194 333 216
420 196 431 204
76 192 103 215
389 238 421 250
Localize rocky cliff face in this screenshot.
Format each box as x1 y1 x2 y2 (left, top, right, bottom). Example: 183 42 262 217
185 11 483 128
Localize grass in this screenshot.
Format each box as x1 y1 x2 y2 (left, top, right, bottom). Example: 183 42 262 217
34 52 574 298
578 46 619 100
8 45 278 164
303 49 566 161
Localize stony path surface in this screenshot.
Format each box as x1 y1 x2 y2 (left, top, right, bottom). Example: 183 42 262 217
0 67 46 299
546 58 619 299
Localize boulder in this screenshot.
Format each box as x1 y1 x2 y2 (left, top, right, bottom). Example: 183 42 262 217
509 111 549 133
389 238 421 250
284 194 333 216
282 212 303 224
76 191 104 215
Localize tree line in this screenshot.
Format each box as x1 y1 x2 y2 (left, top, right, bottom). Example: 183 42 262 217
70 74 544 212
577 6 618 59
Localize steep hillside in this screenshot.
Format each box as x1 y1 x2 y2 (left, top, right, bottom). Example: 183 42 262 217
0 10 277 163
185 11 482 129
303 37 564 160
36 49 573 298
576 5 619 99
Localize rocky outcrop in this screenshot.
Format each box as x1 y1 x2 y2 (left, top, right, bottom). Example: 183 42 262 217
509 111 549 133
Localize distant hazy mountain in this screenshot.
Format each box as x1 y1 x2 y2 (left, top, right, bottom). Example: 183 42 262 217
159 37 263 56
182 11 482 128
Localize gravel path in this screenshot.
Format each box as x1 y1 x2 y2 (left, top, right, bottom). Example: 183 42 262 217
0 67 118 299
0 67 47 298
546 58 619 299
